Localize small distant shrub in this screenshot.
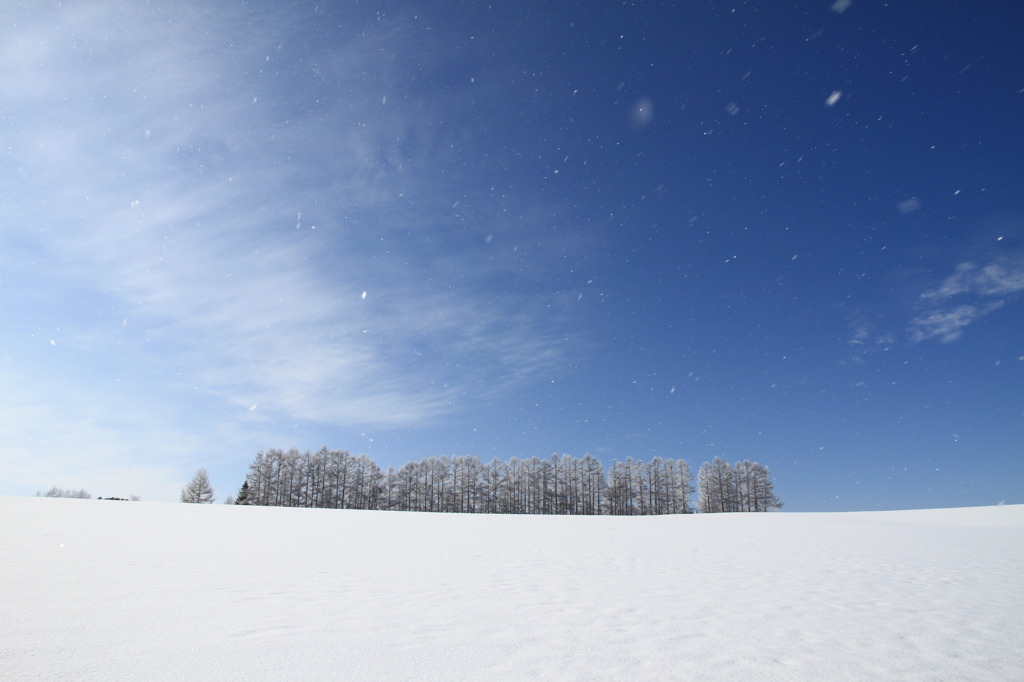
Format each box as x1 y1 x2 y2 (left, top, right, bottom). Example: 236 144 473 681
38 486 92 499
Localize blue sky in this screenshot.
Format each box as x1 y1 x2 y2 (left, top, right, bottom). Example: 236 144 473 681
2 1 1022 510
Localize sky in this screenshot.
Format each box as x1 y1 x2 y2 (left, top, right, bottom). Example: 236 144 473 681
2 1 1022 511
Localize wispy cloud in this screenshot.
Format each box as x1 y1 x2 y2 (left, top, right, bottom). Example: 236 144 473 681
0 3 582 497
920 259 1024 301
909 302 1006 344
846 253 1023 352
910 256 1024 343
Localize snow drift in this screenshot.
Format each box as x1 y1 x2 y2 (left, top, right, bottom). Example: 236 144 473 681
2 497 1022 680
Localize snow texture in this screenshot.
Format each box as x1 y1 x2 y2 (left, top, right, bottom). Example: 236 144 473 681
2 497 1022 680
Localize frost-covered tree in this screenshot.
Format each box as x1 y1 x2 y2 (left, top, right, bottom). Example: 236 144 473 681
739 460 782 512
698 457 739 513
697 461 715 513
699 458 780 512
479 458 506 513
636 457 686 515
605 459 634 515
734 460 755 512
38 486 92 499
180 467 215 504
666 458 695 514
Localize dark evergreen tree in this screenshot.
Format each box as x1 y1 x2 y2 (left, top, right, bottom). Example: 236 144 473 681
234 480 251 505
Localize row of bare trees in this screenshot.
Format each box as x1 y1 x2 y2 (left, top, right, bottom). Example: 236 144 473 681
697 457 783 513
238 449 701 515
37 486 92 499
243 448 383 510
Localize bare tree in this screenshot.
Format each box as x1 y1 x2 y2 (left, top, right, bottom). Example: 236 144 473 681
749 461 783 512
698 458 780 512
580 454 606 515
698 457 738 513
38 486 92 499
180 467 215 504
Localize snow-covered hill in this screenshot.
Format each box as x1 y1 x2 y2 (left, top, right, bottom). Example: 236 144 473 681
3 497 1022 680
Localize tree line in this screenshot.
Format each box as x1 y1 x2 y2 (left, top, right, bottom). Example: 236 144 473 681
37 486 142 501
228 448 780 514
37 486 92 499
697 456 783 513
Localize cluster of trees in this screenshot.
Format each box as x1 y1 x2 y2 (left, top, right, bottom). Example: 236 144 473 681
379 453 695 515
37 487 141 500
231 448 779 515
697 457 783 513
37 486 92 499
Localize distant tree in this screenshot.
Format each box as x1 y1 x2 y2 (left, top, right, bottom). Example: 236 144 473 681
666 458 695 514
180 467 216 504
747 461 782 512
699 458 781 512
731 459 781 512
234 480 251 505
697 462 715 513
698 457 739 513
734 460 756 512
38 486 92 499
478 458 505 513
580 454 606 515
605 459 633 515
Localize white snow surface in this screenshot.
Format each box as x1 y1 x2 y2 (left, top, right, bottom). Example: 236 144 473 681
3 497 1022 681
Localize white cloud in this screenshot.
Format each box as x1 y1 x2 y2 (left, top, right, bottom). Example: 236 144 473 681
831 0 853 14
0 3 581 498
847 323 869 346
922 258 1024 301
910 255 1024 342
898 198 921 214
909 303 1003 344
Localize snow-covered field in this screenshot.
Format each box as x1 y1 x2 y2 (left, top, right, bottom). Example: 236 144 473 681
3 498 1022 681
